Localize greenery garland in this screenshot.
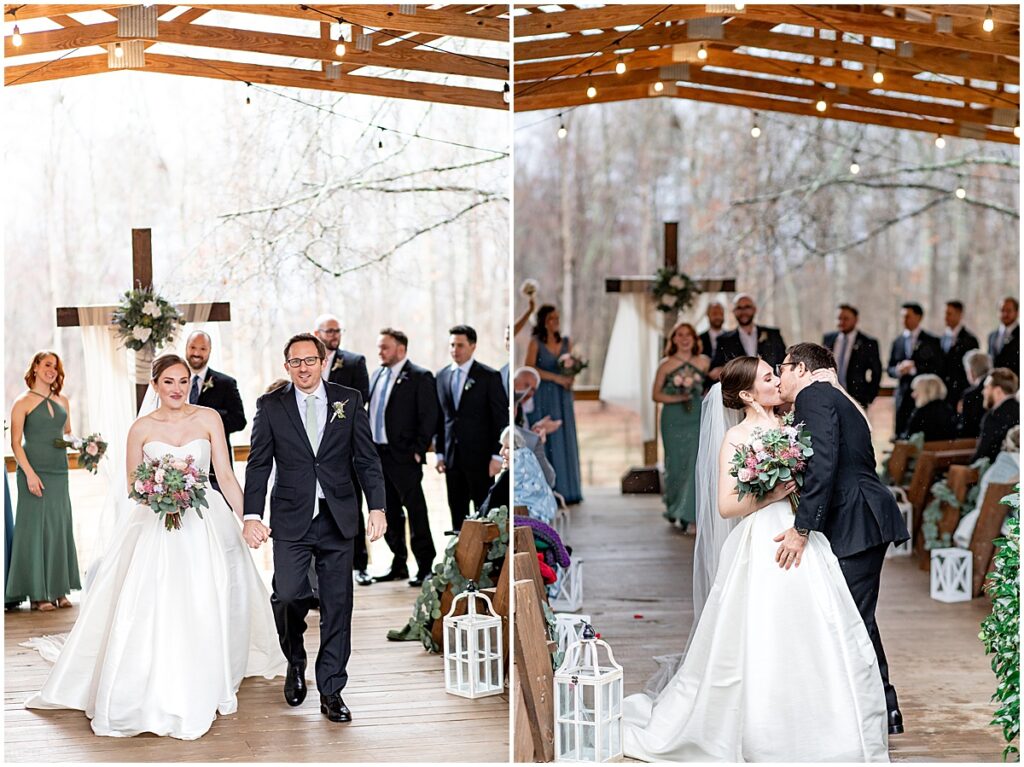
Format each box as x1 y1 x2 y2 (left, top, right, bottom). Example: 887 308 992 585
878 431 925 483
111 287 186 352
388 505 509 652
979 487 1019 761
652 268 701 314
922 457 990 550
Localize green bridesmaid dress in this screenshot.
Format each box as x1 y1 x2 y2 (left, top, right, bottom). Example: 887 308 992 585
5 393 81 604
660 361 704 528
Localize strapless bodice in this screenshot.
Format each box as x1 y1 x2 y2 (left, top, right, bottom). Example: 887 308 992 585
142 438 211 473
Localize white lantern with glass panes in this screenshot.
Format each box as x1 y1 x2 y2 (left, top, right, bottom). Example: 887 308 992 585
554 624 623 762
442 582 504 698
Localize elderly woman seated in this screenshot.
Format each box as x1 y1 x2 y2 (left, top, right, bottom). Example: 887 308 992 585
954 426 1020 548
900 374 958 441
504 425 557 524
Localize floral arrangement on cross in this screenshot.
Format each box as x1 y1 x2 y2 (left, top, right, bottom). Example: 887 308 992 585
112 287 186 352
652 268 701 313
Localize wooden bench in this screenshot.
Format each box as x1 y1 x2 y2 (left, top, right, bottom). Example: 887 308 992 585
909 447 978 561
887 438 977 486
969 481 1018 598
937 465 982 544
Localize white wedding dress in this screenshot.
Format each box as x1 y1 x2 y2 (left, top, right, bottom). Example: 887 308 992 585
24 439 285 740
623 387 889 762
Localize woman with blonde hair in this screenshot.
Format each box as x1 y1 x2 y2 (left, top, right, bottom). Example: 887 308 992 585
901 373 958 441
5 351 80 611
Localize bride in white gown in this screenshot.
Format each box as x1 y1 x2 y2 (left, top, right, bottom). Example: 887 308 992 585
623 357 889 762
25 354 285 740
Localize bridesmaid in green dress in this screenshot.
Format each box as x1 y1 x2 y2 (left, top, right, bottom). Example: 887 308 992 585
653 322 710 531
5 351 80 611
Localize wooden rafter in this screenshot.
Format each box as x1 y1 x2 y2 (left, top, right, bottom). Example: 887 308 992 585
513 3 1020 144
4 4 509 110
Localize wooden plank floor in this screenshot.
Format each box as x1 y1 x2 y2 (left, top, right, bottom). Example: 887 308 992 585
4 468 509 762
558 487 1007 763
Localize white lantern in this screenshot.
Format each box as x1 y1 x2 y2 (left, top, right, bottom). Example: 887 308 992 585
554 624 623 762
443 582 504 698
930 547 972 602
551 558 584 612
553 613 592 659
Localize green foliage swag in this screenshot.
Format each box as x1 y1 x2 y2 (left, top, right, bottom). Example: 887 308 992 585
652 268 701 314
388 505 509 652
112 287 186 352
979 487 1019 761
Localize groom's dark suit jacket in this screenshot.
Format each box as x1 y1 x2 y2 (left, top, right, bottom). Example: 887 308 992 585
243 382 385 541
793 382 910 559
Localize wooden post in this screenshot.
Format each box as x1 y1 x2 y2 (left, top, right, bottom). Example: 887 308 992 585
431 519 501 648
513 579 555 763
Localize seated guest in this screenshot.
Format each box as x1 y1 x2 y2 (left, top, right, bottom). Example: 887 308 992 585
988 297 1019 373
954 426 1020 548
823 303 882 408
958 350 992 438
900 374 958 441
973 368 1020 463
940 300 979 406
506 425 557 524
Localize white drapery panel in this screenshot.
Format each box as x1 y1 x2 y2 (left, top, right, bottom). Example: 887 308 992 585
598 293 662 442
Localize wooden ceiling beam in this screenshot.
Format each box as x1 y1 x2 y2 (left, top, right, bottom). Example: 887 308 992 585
889 4 1020 25
48 14 85 26
188 4 508 42
514 5 709 39
515 23 1019 85
516 48 1018 109
516 80 1017 145
5 50 506 109
4 19 507 79
4 4 127 21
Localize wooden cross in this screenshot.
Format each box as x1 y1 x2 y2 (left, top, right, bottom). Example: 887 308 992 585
55 228 231 411
605 221 736 484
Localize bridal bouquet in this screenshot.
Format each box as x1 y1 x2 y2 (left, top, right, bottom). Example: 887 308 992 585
129 454 209 531
663 369 704 412
53 433 108 474
729 412 813 512
557 351 589 377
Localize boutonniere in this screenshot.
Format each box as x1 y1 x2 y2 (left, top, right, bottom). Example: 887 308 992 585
396 372 409 385
201 377 215 393
758 331 768 344
332 356 344 372
330 399 349 423
464 377 476 392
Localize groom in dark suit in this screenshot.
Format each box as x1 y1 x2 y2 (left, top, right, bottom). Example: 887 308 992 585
435 325 507 530
243 333 386 723
776 343 911 736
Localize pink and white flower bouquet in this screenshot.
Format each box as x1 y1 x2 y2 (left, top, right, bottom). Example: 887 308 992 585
663 369 704 411
728 413 813 512
129 454 209 531
53 433 108 474
557 351 589 377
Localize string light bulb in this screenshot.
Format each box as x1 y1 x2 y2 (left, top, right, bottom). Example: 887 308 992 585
335 40 346 57
697 43 708 61
849 157 860 175
653 80 664 93
982 6 994 32
615 56 626 75
557 117 568 139
114 42 124 58
934 134 946 148
503 82 510 104
1014 121 1021 139
872 67 884 85
955 185 967 199
734 3 745 9
586 83 597 99
12 24 22 47
815 97 828 112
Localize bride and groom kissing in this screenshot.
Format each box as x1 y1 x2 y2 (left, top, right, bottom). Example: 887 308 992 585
26 332 387 739
624 342 909 762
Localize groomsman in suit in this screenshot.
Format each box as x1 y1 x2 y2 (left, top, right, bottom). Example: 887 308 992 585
988 297 1019 373
368 328 439 587
709 294 787 379
887 302 944 436
823 304 882 409
500 325 511 398
973 368 1020 463
315 313 372 587
435 325 507 530
699 301 727 365
185 330 246 492
958 350 992 438
940 301 979 406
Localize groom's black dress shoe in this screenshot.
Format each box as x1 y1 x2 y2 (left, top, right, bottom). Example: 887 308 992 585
320 693 352 722
408 575 426 587
373 568 409 583
284 663 307 707
355 570 374 586
888 709 904 735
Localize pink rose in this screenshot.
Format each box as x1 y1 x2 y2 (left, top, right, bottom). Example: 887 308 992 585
86 443 99 456
738 468 754 483
681 376 694 388
745 455 758 470
170 459 188 471
134 479 146 493
143 480 155 493
154 469 165 484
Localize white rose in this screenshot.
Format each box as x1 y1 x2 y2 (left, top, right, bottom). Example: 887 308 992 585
756 451 769 462
661 294 678 307
783 425 798 438
132 326 152 343
751 438 764 452
142 300 162 318
154 469 165 483
669 275 685 289
134 479 146 493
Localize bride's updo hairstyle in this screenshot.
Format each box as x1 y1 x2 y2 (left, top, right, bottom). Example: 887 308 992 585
151 354 189 381
720 356 761 410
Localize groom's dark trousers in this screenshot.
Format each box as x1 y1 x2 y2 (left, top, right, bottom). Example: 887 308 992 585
793 382 910 717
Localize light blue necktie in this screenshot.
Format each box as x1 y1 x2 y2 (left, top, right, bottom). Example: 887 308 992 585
836 333 848 388
452 367 463 409
305 394 319 451
904 334 913 359
942 333 952 353
375 367 391 442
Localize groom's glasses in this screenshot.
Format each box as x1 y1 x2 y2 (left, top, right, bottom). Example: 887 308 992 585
774 362 798 376
286 356 323 368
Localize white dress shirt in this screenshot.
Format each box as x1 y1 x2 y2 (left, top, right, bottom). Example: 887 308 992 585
942 323 963 352
738 325 758 358
369 357 408 444
321 350 341 381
